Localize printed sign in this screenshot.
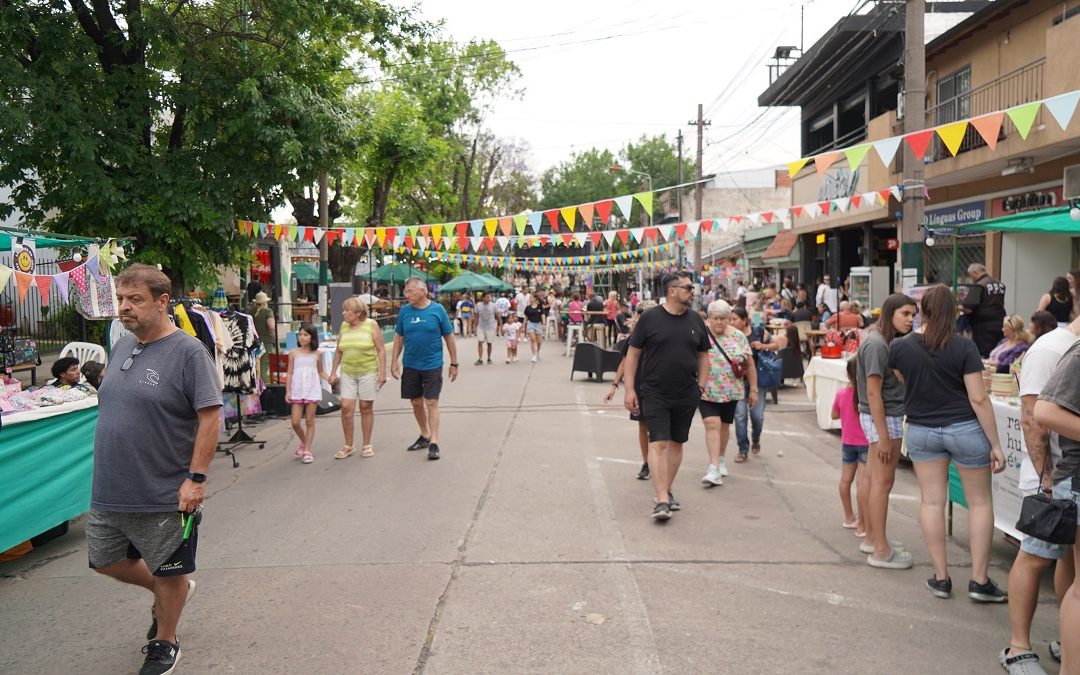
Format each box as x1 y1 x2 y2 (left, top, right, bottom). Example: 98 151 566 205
990 400 1024 540
923 200 986 237
990 186 1063 219
12 237 35 274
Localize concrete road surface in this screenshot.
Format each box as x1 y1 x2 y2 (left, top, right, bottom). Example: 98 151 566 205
0 337 1064 673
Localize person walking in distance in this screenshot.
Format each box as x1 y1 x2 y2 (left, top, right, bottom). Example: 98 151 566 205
286 323 331 464
474 292 500 365
623 271 711 520
605 300 659 481
87 264 222 675
503 313 522 363
524 294 544 362
391 276 458 461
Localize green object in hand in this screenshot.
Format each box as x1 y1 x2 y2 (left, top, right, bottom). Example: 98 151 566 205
182 512 194 540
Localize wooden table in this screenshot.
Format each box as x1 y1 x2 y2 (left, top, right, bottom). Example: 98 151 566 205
804 329 828 357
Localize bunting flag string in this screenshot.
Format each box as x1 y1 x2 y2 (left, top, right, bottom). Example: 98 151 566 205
0 238 120 307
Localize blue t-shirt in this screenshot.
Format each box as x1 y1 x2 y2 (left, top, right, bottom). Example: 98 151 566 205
396 302 453 370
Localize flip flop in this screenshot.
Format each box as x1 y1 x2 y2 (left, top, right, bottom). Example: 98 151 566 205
361 445 375 458
842 521 859 529
334 446 356 460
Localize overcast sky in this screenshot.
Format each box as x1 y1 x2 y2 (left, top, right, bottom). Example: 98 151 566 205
404 0 868 188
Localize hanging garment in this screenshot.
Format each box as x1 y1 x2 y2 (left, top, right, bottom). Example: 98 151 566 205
220 312 258 393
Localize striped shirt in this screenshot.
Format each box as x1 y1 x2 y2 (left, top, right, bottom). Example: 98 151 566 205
338 319 378 376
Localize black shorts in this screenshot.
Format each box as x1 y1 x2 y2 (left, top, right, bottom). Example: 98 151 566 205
401 367 443 400
698 399 737 423
641 397 696 444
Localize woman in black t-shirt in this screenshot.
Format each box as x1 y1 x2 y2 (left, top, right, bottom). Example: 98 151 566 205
1038 276 1074 325
888 284 1006 602
523 296 545 362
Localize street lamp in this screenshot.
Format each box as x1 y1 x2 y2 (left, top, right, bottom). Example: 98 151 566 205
608 164 653 192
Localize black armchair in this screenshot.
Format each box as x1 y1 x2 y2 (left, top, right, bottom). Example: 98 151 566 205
570 342 622 382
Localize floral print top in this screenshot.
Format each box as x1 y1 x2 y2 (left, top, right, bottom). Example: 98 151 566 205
701 329 751 403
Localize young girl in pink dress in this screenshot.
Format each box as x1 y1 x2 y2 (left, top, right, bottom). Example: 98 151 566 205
287 323 330 464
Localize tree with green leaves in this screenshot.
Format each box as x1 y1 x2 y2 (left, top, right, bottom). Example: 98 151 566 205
0 0 425 291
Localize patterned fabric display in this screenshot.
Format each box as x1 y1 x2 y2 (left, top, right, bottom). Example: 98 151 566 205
220 312 258 393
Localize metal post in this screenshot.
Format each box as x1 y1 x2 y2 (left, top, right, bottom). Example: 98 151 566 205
317 171 329 326
694 103 705 274
900 0 927 281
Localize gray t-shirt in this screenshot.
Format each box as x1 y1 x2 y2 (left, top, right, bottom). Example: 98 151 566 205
475 301 498 329
856 329 905 417
92 329 223 512
1038 339 1080 483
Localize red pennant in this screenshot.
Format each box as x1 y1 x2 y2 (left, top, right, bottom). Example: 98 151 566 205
791 206 804 219
302 227 315 242
588 232 602 247
544 210 560 232
731 215 744 224
595 200 614 224
483 237 496 251
402 235 414 249
819 202 832 216
878 188 891 204
539 235 550 246
617 230 630 244
457 236 470 251
674 223 688 239
560 233 573 246
905 129 935 160
35 275 51 306
761 212 774 224
644 227 659 241
325 230 339 246
700 219 714 232
455 222 469 238
850 195 862 209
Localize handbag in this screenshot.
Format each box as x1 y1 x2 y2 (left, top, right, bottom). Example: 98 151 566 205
751 326 783 390
707 329 747 379
1015 438 1078 545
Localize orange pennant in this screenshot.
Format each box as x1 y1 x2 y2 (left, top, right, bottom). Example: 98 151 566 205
971 112 1005 151
498 217 512 236
814 152 841 175
15 271 33 301
578 203 595 229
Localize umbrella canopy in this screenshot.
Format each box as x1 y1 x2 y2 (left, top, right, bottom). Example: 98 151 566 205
478 272 512 292
370 264 432 284
292 263 319 283
438 271 498 294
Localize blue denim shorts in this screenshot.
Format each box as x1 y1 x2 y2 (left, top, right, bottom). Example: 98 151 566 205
1018 486 1072 561
905 419 991 468
842 443 869 465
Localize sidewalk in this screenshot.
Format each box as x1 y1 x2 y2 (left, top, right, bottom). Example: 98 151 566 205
0 335 1061 673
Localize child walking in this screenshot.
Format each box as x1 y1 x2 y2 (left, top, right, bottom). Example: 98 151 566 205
831 357 870 534
503 313 521 363
287 323 330 464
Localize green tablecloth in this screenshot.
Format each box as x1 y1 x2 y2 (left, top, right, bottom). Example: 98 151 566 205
0 407 97 552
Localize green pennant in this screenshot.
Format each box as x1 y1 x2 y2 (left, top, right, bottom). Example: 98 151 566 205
843 144 872 171
633 191 653 215
513 214 527 236
1006 102 1042 140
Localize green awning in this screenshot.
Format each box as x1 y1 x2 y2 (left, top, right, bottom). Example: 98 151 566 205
0 232 103 250
972 207 1080 233
292 262 319 282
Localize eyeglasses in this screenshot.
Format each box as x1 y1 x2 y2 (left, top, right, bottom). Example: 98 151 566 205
120 343 146 372
673 284 695 292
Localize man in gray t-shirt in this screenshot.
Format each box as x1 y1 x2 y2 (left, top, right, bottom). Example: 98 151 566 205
86 264 222 674
473 292 500 364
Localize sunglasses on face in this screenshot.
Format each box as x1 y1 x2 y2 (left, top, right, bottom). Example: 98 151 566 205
120 343 145 372
673 284 694 292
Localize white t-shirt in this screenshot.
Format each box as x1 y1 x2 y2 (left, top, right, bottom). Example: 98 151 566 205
494 296 510 317
1017 327 1078 490
503 321 522 342
514 292 530 317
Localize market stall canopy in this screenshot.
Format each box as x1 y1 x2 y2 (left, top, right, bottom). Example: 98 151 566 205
438 271 498 294
370 264 433 284
971 207 1078 234
478 272 513 291
292 262 319 283
0 231 104 250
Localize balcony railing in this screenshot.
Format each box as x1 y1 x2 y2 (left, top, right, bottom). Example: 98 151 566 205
806 125 868 159
924 58 1045 162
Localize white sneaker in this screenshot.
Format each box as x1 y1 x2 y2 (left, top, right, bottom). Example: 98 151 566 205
860 539 905 554
701 464 723 485
717 457 729 476
530 355 537 363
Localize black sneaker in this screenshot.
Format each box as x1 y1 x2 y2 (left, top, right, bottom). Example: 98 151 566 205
925 575 952 599
968 578 1008 603
139 639 180 675
474 359 483 365
407 436 430 451
652 502 671 520
668 491 681 511
636 463 650 480
427 443 440 460
147 579 196 640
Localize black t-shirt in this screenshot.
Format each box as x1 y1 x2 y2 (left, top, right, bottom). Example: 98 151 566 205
628 306 710 403
972 275 1007 324
1038 339 1080 482
523 305 543 324
887 332 983 426
615 310 632 334
586 299 605 324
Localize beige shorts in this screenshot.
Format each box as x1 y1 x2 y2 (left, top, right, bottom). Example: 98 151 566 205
477 325 498 343
340 372 378 401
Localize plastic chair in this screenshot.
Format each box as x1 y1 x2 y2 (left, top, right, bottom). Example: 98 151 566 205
565 324 583 356
59 341 106 366
544 313 559 340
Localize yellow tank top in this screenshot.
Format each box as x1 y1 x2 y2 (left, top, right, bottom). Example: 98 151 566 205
338 319 377 376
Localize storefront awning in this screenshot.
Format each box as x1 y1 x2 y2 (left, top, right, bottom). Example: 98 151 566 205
972 207 1079 234
292 262 319 282
761 230 799 261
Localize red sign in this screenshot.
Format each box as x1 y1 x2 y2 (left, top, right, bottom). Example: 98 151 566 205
886 238 899 250
990 186 1063 218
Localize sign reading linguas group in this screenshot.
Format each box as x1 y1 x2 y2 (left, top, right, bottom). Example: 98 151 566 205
922 200 986 237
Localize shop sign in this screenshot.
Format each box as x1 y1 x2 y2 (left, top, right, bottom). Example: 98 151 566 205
989 186 1063 218
886 238 899 250
817 168 860 201
815 233 826 244
923 200 985 237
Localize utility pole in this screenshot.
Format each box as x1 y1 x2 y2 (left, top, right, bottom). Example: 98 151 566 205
693 103 708 274
676 130 684 268
900 0 926 287
317 171 329 326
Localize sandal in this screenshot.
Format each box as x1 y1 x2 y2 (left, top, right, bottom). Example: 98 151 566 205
361 445 375 458
842 521 859 530
301 450 314 464
294 444 306 458
854 530 867 538
734 454 748 463
334 446 356 460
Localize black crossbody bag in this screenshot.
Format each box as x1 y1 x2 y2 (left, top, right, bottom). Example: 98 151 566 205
1016 439 1078 545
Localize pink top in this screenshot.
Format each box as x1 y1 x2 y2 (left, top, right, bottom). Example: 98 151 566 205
832 386 869 446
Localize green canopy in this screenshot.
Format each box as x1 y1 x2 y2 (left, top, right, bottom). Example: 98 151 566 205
370 264 432 284
292 262 319 283
970 206 1079 234
438 271 498 294
478 272 512 292
0 231 106 251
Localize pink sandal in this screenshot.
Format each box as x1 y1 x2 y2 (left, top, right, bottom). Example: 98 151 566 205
301 450 314 464
294 444 306 458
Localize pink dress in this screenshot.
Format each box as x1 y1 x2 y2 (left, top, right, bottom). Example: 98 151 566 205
289 351 322 403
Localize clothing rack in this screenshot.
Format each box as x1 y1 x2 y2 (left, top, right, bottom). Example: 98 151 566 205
217 391 265 467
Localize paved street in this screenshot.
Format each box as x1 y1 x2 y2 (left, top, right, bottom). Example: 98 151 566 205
0 336 1063 674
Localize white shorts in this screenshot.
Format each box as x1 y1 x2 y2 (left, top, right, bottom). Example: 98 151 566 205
477 326 498 343
340 372 378 401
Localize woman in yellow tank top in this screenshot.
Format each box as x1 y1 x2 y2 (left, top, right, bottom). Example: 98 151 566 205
329 297 387 459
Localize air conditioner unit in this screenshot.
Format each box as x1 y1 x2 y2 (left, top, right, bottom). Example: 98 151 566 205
1065 164 1080 200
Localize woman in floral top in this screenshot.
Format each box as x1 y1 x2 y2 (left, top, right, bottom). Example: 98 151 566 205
699 300 758 486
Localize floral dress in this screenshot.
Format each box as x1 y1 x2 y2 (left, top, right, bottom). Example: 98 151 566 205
702 329 752 403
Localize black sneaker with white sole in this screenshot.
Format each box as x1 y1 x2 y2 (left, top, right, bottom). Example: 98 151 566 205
968 578 1008 603
636 462 650 480
667 491 681 511
407 436 431 452
427 443 440 460
147 579 197 640
139 639 180 675
925 575 952 599
652 502 671 520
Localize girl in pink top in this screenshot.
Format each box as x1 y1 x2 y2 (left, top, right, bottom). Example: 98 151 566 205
832 357 870 535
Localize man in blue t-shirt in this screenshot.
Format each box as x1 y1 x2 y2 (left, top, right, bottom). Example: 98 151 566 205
392 276 459 460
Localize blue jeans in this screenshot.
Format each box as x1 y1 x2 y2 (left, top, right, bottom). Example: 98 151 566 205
735 383 766 455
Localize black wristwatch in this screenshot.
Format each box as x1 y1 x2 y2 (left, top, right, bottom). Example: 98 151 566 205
186 472 207 483
450 363 459 367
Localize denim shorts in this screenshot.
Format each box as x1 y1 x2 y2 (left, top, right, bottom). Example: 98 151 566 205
1018 486 1072 561
842 443 869 465
905 418 991 468
858 413 904 443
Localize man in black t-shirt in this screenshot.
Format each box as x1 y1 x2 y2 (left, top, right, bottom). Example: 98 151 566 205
965 263 1007 357
623 271 710 521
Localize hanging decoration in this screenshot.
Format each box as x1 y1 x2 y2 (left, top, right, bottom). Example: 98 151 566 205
0 238 121 308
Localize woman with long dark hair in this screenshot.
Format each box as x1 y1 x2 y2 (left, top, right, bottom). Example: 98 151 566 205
1039 276 1074 325
855 293 918 569
888 285 1006 601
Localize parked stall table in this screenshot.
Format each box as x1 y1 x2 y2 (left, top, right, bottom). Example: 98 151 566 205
0 398 98 553
802 355 847 430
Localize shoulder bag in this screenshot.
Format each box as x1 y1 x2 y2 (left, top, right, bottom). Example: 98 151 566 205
751 326 783 390
1016 443 1078 545
707 329 747 379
